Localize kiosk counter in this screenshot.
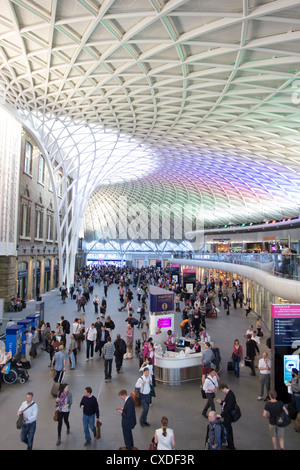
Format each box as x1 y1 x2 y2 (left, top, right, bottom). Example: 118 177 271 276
154 349 202 385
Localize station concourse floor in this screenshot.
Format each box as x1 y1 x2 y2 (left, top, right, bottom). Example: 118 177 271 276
0 281 299 453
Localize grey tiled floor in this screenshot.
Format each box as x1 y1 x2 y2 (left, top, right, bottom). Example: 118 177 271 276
1 281 299 451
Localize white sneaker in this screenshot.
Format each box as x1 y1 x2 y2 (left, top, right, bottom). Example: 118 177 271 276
257 396 263 400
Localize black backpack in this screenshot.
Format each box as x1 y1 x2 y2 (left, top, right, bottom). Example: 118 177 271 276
63 320 70 334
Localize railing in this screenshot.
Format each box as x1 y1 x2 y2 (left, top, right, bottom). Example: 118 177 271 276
173 252 300 281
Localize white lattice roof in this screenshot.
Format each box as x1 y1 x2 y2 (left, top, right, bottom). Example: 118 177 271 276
1 0 300 247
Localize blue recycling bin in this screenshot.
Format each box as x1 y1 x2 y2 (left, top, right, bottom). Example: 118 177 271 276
17 319 34 354
6 324 24 357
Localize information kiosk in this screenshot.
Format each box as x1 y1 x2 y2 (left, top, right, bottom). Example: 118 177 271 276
149 285 175 337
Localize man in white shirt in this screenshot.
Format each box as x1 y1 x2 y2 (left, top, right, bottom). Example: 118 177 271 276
85 323 97 361
18 392 38 450
257 352 271 401
135 368 152 426
202 369 219 418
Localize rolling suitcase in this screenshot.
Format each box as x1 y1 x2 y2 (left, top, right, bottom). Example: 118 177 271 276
51 371 65 397
227 361 234 372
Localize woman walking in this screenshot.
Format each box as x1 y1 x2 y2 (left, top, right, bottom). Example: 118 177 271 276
232 339 243 378
55 383 72 446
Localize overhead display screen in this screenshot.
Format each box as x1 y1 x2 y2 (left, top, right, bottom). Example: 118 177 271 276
271 304 300 347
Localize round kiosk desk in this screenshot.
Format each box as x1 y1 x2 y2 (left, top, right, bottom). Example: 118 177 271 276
154 350 202 385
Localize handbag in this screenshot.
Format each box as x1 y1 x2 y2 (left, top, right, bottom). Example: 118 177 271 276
276 408 291 427
16 401 35 429
232 352 238 361
150 384 156 398
201 387 206 399
53 409 58 421
230 403 242 422
16 414 24 430
96 420 102 439
149 438 157 450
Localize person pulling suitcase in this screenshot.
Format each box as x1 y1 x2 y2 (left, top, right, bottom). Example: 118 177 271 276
51 345 66 396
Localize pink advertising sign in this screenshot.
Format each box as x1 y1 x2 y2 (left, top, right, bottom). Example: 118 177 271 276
157 317 172 328
271 304 300 318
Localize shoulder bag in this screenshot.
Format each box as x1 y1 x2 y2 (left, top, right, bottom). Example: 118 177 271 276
230 403 242 422
276 407 291 427
16 401 35 429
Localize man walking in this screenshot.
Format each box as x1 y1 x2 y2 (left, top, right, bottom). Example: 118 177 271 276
18 392 38 450
85 323 97 362
80 387 100 447
245 334 260 376
114 334 127 373
258 352 271 400
103 336 115 382
202 369 219 418
51 345 66 383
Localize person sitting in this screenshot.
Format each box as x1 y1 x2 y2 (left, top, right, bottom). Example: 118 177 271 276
185 329 197 340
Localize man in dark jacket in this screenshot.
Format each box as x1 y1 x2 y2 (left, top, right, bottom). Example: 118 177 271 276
96 326 109 357
114 334 127 373
118 389 137 450
217 383 237 450
246 334 260 376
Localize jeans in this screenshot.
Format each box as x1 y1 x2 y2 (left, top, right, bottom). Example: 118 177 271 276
140 393 151 424
233 356 241 377
86 340 94 359
104 359 113 379
203 393 216 415
20 421 36 450
70 351 76 369
83 413 96 442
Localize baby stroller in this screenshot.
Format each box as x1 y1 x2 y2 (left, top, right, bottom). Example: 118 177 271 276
1 360 29 385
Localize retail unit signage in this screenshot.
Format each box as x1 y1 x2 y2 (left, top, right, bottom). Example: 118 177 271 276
271 304 300 347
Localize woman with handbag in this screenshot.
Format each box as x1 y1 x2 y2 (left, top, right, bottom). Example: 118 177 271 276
232 339 243 378
154 416 175 450
55 383 72 446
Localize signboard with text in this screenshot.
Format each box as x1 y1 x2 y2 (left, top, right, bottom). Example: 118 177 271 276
271 304 300 347
149 285 174 313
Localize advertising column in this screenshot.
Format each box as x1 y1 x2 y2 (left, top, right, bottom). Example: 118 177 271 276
271 304 300 402
149 286 175 338
182 269 196 296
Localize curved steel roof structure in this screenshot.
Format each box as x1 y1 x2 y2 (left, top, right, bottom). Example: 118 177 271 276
1 0 300 280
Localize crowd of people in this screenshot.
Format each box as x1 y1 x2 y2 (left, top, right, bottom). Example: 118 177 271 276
11 264 300 451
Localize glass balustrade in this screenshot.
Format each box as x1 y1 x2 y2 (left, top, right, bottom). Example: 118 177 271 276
173 252 300 281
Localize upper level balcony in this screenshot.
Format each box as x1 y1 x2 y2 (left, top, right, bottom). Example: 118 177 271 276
173 252 299 282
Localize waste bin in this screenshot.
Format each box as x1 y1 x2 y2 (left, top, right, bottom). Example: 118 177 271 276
35 301 44 323
6 324 24 357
